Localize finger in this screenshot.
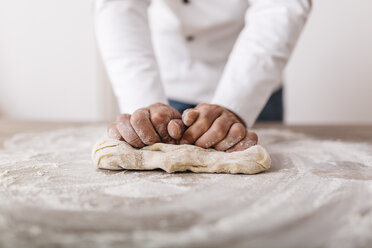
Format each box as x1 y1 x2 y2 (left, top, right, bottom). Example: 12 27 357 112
130 108 161 145
149 105 181 143
107 122 122 140
180 108 222 145
194 114 234 148
116 114 144 148
167 119 185 140
226 131 258 153
149 111 172 143
151 102 182 120
182 109 199 126
169 106 182 120
167 107 183 143
214 123 246 151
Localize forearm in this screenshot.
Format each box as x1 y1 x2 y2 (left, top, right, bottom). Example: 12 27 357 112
94 0 167 113
212 0 311 127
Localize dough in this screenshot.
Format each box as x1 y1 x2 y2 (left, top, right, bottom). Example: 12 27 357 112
92 138 271 174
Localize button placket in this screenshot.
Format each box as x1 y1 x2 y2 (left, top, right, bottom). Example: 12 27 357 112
186 35 194 42
183 0 192 41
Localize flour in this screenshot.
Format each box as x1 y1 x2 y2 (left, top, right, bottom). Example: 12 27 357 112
0 125 372 248
104 181 190 199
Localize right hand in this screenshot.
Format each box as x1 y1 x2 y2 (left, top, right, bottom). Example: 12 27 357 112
107 103 185 148
180 104 258 152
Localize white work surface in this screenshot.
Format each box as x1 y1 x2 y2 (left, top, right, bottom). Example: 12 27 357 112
0 120 371 248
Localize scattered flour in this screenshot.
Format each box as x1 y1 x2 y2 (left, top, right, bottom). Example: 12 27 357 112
0 125 371 248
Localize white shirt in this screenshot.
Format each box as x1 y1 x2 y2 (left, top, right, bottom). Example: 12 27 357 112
94 0 311 127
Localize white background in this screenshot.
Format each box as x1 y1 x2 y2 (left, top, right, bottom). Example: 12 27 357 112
0 0 371 124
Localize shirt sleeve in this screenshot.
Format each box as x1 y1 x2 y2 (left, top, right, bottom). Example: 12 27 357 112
94 0 167 114
211 0 312 128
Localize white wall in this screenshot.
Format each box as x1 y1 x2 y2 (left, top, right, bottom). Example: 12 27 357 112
0 0 371 124
0 0 115 122
285 0 372 124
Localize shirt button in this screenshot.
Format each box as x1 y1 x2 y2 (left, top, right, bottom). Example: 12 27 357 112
186 35 194 42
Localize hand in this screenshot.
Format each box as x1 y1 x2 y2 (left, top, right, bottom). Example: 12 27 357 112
180 103 258 152
107 103 185 148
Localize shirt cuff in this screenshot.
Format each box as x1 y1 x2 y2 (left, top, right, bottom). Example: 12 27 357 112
211 88 274 128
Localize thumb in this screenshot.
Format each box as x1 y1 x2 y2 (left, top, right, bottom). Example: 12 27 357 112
167 119 185 141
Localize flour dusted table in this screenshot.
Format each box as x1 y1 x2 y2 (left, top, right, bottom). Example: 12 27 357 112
0 119 371 248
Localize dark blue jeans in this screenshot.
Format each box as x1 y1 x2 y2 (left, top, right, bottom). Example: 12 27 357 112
169 88 283 122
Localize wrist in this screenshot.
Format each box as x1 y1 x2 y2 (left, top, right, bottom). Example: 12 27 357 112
223 107 246 128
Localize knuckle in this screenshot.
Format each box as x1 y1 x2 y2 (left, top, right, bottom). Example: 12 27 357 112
210 127 225 139
237 127 246 137
116 113 130 122
131 111 141 119
182 109 191 118
249 132 258 142
149 102 166 111
215 119 227 130
197 103 207 108
115 121 132 137
199 117 211 129
216 128 226 138
214 104 222 110
226 111 236 120
231 123 246 137
133 108 148 115
131 111 147 124
157 124 168 137
182 110 196 123
129 115 140 125
209 105 217 111
151 112 168 124
152 102 165 107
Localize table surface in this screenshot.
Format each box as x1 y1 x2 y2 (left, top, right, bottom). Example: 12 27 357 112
0 119 372 248
1 118 372 141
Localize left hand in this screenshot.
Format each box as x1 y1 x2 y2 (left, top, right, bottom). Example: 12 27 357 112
107 103 185 148
180 103 258 152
